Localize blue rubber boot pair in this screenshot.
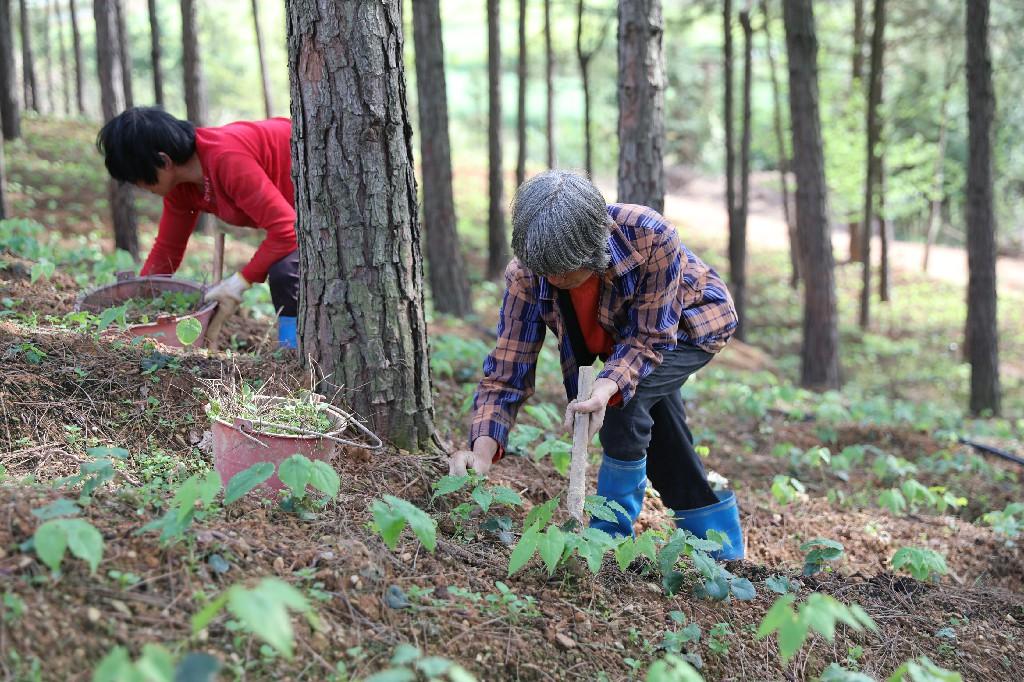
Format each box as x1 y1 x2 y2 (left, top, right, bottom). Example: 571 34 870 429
673 490 745 560
589 454 647 538
278 316 297 349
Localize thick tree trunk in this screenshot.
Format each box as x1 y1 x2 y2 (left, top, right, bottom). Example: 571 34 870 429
55 0 70 115
729 9 752 340
486 0 508 279
19 0 38 112
412 0 471 316
0 0 20 138
724 0 736 247
148 0 164 107
515 0 526 187
617 0 664 212
180 0 207 123
858 0 885 329
251 0 273 118
114 0 132 108
94 0 139 260
783 0 840 390
286 0 435 449
964 0 1000 415
69 0 84 114
762 0 797 288
42 0 53 113
544 0 555 168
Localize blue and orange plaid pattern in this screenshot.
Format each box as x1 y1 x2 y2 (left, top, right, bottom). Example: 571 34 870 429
470 203 738 453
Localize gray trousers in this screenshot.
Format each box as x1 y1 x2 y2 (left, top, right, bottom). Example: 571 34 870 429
598 344 719 511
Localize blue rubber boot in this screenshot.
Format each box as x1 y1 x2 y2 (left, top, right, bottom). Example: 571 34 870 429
278 316 297 349
673 490 745 560
589 454 647 538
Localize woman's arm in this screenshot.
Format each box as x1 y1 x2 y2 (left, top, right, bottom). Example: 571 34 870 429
140 197 201 275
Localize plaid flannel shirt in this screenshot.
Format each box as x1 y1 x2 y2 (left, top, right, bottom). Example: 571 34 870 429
470 204 738 454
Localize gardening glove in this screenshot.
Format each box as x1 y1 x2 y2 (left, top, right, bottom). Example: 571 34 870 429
563 377 619 440
448 436 498 477
204 272 250 306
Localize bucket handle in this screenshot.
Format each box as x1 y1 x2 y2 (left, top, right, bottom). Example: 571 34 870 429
233 404 384 451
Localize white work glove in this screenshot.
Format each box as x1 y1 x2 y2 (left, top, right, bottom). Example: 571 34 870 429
204 272 250 305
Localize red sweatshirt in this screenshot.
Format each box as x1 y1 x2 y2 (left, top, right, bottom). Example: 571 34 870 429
140 118 297 284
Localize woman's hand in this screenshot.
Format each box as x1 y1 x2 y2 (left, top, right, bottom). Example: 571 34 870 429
448 436 499 477
563 377 619 440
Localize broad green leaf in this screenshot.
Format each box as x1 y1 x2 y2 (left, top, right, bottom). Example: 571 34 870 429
226 579 310 659
524 496 559 529
86 446 129 460
224 462 275 504
364 670 417 682
432 475 471 498
278 455 312 500
135 643 175 682
371 499 407 550
34 520 69 572
646 654 705 682
415 656 452 677
92 646 132 682
658 531 689 575
765 575 792 594
490 485 523 508
690 550 718 580
308 460 340 499
633 531 659 563
757 594 797 638
64 518 104 573
196 470 222 507
97 305 128 331
538 525 566 575
172 475 202 524
471 486 494 513
508 523 541 576
385 496 437 552
614 537 639 571
191 592 229 633
176 317 203 346
390 643 421 665
730 577 756 601
31 498 81 520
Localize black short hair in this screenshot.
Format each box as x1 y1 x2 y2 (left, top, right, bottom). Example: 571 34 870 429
96 107 196 184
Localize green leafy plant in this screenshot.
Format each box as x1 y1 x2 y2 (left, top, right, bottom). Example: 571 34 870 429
887 656 962 682
93 645 220 682
223 462 275 504
891 547 948 582
363 643 476 682
371 495 438 552
800 538 844 576
138 470 222 543
659 611 702 654
33 517 104 574
657 529 754 601
645 653 705 682
278 454 341 511
54 446 129 503
819 663 874 682
175 316 203 345
756 593 876 663
706 622 733 657
982 503 1024 539
771 475 807 505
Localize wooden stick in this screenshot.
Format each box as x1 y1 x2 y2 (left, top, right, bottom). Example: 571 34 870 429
567 365 595 525
213 223 225 283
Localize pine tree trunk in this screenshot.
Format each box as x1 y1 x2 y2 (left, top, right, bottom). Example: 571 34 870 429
576 0 592 177
148 0 164 107
180 0 207 123
251 0 273 118
617 0 664 212
730 9 752 340
486 0 508 279
923 61 953 273
287 0 435 449
19 0 37 112
847 0 865 263
412 0 471 317
724 0 736 244
783 0 840 390
42 0 53 114
762 0 797 288
515 0 526 187
964 0 1000 415
55 0 70 115
878 158 890 302
69 0 84 114
113 0 132 108
859 0 885 329
94 0 139 260
0 105 7 218
543 0 555 168
0 0 20 139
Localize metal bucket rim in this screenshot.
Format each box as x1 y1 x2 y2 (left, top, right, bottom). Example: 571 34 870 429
74 275 217 320
208 395 351 441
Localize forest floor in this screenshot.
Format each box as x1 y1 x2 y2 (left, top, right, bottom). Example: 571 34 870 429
1 118 1022 681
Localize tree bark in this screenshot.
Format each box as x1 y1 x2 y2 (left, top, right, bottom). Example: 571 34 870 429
878 157 890 302
19 0 38 112
94 0 139 260
412 0 471 316
42 0 53 113
486 0 508 279
113 0 132 108
783 0 840 390
964 0 1000 415
923 60 954 273
0 105 7 218
544 0 555 168
69 0 84 114
729 9 752 340
287 0 435 449
515 0 526 187
251 0 273 118
0 0 20 138
576 0 610 179
762 0 797 288
858 0 885 329
147 0 164 107
848 0 865 263
180 0 207 123
724 0 736 248
617 0 664 213
55 0 70 115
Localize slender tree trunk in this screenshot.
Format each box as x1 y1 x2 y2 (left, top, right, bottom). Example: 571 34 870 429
42 0 53 113
878 158 890 302
729 9 752 340
180 0 207 124
94 0 139 260
251 0 273 118
964 0 1000 415
486 0 508 278
577 0 592 176
287 0 435 449
544 0 555 167
114 0 132 108
859 0 885 329
148 0 164 107
924 61 953 273
55 0 70 115
19 0 38 112
617 0 664 212
412 0 472 316
762 0 797 288
515 0 526 187
0 0 20 138
0 106 7 218
724 0 736 242
783 0 840 390
69 0 84 114
848 0 866 262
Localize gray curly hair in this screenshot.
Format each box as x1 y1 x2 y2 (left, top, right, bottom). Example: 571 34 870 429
510 169 612 276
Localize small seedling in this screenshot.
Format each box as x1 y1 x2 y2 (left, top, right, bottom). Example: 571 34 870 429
891 547 948 582
800 538 844 576
756 593 876 663
371 495 438 553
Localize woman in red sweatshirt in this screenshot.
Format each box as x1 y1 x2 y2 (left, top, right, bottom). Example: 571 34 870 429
96 107 299 347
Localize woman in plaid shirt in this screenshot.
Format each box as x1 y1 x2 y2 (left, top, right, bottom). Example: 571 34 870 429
450 170 744 559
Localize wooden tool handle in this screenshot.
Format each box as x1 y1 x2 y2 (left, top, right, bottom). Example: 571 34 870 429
567 365 595 524
213 224 225 283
